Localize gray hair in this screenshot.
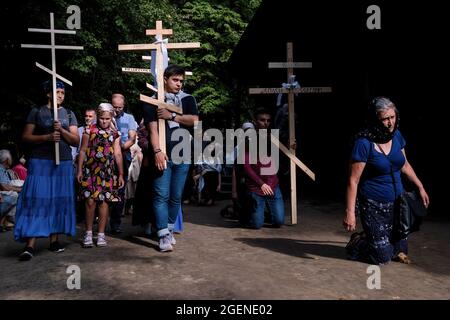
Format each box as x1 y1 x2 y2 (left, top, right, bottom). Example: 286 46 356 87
0 149 12 164
370 96 398 114
97 103 118 131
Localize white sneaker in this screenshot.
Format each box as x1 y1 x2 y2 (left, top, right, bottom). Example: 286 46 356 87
169 231 176 245
83 233 94 248
159 234 173 252
97 233 107 247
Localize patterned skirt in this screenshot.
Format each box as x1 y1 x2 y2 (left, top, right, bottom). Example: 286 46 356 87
346 195 408 264
14 159 76 242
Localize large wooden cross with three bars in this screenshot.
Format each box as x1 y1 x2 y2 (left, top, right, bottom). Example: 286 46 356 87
21 12 83 165
118 20 200 157
249 42 332 224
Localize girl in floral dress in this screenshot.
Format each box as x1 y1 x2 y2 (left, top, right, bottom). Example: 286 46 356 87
77 103 124 247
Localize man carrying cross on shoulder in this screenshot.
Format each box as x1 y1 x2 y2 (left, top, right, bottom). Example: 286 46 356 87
144 65 199 252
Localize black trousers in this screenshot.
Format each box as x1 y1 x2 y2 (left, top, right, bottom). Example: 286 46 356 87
109 153 131 230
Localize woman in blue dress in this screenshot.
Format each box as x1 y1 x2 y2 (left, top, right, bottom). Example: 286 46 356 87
14 81 79 261
343 97 430 265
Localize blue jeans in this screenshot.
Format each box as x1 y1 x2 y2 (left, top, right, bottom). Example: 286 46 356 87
152 161 190 237
248 186 285 229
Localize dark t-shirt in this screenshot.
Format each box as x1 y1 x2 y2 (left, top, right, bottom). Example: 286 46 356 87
143 95 198 160
26 106 78 161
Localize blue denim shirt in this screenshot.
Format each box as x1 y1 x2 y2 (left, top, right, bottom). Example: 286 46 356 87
115 112 138 146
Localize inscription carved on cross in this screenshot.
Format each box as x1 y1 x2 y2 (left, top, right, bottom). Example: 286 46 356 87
119 21 200 157
249 42 332 225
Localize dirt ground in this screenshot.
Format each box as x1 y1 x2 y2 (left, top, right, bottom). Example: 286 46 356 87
1 200 449 300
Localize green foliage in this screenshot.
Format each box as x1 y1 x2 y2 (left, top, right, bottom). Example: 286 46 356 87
1 0 262 148
175 0 249 116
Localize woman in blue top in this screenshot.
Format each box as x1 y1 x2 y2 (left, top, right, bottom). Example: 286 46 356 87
343 97 429 265
14 81 79 261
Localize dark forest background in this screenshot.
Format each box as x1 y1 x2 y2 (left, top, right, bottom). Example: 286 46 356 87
1 0 448 216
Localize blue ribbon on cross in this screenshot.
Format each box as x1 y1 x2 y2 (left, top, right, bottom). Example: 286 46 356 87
277 75 300 107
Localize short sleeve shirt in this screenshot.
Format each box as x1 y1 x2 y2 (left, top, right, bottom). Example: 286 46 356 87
26 106 78 161
144 95 198 160
351 130 406 202
115 112 138 146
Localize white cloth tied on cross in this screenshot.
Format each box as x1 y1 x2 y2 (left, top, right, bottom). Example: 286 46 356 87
150 34 169 87
151 35 177 127
277 75 301 106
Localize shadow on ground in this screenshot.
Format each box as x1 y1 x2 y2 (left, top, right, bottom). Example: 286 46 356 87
235 237 348 261
121 234 160 251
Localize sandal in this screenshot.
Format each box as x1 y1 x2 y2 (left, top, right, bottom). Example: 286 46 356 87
345 231 366 252
393 252 411 264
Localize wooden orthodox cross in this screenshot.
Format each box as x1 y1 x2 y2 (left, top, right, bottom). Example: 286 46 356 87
21 13 83 165
249 42 332 225
119 20 200 156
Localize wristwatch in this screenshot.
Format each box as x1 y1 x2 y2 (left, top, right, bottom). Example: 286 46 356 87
171 112 177 121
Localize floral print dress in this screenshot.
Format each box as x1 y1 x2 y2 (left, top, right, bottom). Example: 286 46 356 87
80 124 121 202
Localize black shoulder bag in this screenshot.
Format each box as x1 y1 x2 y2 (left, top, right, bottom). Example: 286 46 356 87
376 143 427 239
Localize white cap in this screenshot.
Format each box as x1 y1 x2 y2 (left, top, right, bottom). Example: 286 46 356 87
241 122 254 130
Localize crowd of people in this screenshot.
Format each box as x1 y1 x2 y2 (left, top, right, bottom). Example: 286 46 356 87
1 65 430 266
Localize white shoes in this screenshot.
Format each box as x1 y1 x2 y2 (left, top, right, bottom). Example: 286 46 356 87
97 233 107 247
159 234 173 252
83 232 107 248
169 231 176 245
82 232 94 248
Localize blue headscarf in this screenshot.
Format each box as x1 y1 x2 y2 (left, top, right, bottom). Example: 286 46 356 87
42 80 65 93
